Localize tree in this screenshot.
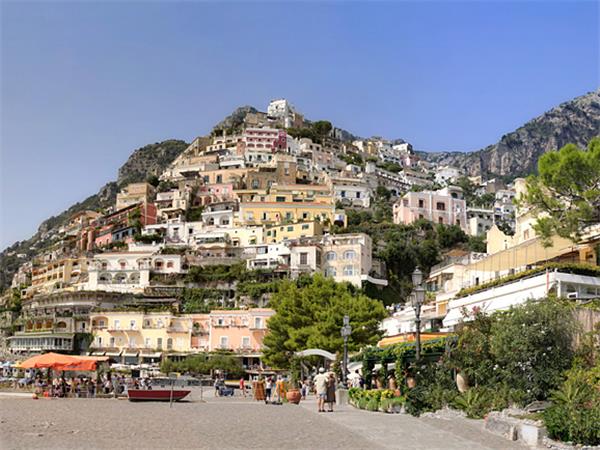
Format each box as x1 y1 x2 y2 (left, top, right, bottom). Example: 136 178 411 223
520 139 600 246
146 174 160 187
262 275 387 368
312 120 333 136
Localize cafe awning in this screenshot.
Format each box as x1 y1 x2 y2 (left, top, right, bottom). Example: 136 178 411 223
19 353 108 371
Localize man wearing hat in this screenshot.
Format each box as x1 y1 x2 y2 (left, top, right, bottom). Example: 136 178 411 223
313 367 329 412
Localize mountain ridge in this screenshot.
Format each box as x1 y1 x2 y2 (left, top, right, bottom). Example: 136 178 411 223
1 91 599 290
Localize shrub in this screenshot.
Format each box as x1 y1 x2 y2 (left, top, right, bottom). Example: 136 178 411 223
366 398 380 412
490 299 576 402
543 369 600 446
453 387 493 419
357 397 368 410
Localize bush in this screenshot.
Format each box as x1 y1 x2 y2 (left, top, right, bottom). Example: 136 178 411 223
366 397 380 412
453 387 493 419
490 299 576 402
543 369 600 446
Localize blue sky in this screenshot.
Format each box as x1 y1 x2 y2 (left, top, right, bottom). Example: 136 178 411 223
1 1 598 249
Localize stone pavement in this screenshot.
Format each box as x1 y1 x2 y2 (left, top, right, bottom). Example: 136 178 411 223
298 396 529 450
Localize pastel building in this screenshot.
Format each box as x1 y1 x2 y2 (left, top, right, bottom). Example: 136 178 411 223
393 186 468 233
116 182 156 210
86 252 184 294
321 233 387 287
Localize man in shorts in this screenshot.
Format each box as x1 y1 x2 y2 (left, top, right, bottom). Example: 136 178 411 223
313 367 329 412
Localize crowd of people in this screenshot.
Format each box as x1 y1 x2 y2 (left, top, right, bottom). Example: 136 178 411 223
29 372 155 398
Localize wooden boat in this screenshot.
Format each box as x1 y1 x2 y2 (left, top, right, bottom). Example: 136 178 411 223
127 388 191 402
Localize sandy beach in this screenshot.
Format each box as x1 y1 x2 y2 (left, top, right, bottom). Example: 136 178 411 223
0 393 375 450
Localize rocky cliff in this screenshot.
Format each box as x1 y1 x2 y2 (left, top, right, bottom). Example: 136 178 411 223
0 139 189 291
419 90 600 177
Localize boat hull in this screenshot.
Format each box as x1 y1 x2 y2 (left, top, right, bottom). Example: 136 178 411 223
127 389 191 402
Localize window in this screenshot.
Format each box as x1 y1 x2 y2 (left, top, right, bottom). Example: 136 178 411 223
110 337 115 346
341 191 346 198
155 260 163 269
301 224 309 230
157 338 163 349
166 261 174 269
218 318 224 326
114 320 120 330
97 337 102 346
300 252 308 265
130 320 136 329
343 265 354 276
216 175 222 183
438 217 444 224
251 179 259 189
287 226 294 232
129 337 136 346
276 196 286 202
220 336 229 348
418 199 424 208
285 212 292 220
99 320 105 327
254 317 262 329
145 338 151 348
344 250 356 260
176 338 184 348
436 202 446 211
167 338 173 350
262 212 268 220
326 251 337 261
325 267 337 277
242 337 251 348
119 260 127 269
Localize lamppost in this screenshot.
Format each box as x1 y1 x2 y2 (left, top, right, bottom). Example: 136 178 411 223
411 268 426 361
341 315 352 387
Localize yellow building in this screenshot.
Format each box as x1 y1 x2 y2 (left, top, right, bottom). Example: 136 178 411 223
28 257 90 298
116 182 156 210
238 201 345 227
90 311 210 363
264 221 324 243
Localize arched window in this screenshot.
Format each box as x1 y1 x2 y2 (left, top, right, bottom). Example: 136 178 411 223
325 251 337 261
344 250 356 260
114 273 128 284
129 272 140 284
118 259 127 270
324 267 337 277
98 273 112 284
154 259 164 270
166 261 174 269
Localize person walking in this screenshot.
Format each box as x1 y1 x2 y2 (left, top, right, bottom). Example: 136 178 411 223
239 377 246 397
313 368 328 413
265 376 273 404
326 372 336 412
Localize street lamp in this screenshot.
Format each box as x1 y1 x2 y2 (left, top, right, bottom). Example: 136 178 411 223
411 268 426 361
341 315 352 387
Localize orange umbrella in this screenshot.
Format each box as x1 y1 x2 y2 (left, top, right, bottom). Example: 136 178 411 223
19 353 108 371
19 353 80 369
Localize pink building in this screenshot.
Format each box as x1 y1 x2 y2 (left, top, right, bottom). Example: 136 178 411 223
207 309 274 353
393 187 468 233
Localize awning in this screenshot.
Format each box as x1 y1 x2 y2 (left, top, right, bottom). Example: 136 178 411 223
105 351 122 357
140 353 162 358
18 353 107 371
90 351 106 356
122 352 139 357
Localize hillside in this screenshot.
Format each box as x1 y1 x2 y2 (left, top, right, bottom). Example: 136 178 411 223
418 89 600 177
0 140 189 291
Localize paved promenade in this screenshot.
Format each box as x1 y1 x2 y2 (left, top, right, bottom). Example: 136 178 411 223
1 391 528 449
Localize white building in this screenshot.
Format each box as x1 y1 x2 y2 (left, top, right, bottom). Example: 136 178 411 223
442 270 600 329
434 166 462 186
467 207 495 237
85 252 184 294
267 99 297 128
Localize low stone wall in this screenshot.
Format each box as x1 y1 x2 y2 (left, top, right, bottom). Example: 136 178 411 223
485 410 547 447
